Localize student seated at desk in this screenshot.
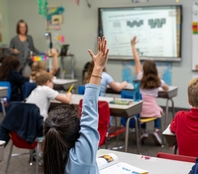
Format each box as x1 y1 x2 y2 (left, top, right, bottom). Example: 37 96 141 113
84 60 127 96
43 37 108 174
26 70 72 120
131 36 169 145
170 78 198 157
0 56 29 101
30 48 58 82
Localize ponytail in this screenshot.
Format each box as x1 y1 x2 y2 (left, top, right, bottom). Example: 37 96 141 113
43 127 69 174
43 105 80 174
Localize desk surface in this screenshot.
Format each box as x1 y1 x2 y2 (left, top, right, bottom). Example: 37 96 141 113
52 94 142 110
97 149 194 174
53 79 78 85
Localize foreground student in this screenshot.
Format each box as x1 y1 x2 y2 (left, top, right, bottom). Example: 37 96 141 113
26 70 72 120
43 37 109 174
170 78 198 157
131 36 169 145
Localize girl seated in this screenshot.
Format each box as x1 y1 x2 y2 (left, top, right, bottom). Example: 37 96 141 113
131 36 169 145
0 56 29 101
43 37 109 174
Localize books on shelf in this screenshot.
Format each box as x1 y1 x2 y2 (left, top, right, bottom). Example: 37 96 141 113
97 153 148 174
109 99 133 105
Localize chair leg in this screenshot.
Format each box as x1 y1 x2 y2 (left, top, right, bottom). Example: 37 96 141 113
5 143 13 174
1 99 6 118
29 150 34 165
134 116 140 154
36 143 39 174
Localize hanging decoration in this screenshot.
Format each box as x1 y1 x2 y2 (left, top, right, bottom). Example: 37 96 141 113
37 0 48 17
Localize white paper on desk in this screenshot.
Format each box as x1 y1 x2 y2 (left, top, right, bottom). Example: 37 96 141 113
100 162 148 174
53 79 67 85
163 125 175 136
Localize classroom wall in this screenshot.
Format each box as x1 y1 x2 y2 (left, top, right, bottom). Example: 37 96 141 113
0 0 9 44
3 0 197 108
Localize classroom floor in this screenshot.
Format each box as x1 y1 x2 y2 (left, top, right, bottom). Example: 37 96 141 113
0 111 174 174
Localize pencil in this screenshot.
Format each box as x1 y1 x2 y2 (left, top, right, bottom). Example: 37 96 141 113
68 84 74 92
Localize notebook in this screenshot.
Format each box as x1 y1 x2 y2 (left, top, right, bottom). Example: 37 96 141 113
109 99 133 105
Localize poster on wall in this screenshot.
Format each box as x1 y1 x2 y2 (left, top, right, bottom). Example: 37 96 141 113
122 61 172 85
192 2 198 70
45 5 65 30
0 15 2 42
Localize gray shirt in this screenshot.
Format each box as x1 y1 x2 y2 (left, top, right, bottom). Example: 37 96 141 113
9 35 40 70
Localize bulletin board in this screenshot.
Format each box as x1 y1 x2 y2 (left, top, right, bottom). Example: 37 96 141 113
192 2 198 70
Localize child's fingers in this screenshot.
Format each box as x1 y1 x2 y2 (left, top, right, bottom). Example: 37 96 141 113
88 49 95 59
105 49 109 58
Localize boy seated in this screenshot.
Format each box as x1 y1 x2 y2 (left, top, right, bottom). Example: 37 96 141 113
170 78 198 157
26 70 72 120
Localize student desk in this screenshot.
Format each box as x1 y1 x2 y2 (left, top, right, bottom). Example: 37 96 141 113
106 85 178 126
51 94 143 153
97 149 194 174
0 87 8 118
53 79 78 91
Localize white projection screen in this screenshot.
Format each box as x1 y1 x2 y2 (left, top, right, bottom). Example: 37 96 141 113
98 5 182 61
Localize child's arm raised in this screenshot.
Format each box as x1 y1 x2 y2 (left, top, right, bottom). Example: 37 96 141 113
49 48 58 75
66 37 109 173
131 36 142 76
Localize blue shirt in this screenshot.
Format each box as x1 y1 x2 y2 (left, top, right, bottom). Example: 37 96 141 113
65 84 100 174
100 72 113 96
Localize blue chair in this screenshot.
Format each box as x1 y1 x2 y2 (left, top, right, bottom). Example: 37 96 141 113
22 82 37 100
0 81 12 117
78 85 85 95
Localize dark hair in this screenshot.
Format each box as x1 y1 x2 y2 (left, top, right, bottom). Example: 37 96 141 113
83 60 106 84
43 105 80 174
0 56 20 80
16 19 28 35
140 59 161 89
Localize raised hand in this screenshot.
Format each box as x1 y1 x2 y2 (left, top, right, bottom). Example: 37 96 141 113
131 36 138 47
88 36 109 70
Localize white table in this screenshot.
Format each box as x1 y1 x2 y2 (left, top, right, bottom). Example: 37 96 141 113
97 149 194 174
53 79 78 91
107 85 178 126
0 87 8 118
51 94 143 153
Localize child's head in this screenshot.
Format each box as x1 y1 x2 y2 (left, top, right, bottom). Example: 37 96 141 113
0 56 20 80
43 105 80 174
188 78 198 107
140 59 161 89
83 60 106 84
35 70 53 88
30 61 46 81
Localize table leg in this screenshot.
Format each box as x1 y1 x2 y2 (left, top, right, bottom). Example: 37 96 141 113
124 116 140 154
170 98 175 118
165 99 169 127
0 99 6 118
134 116 140 154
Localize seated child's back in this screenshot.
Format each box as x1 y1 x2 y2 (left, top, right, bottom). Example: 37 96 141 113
170 78 198 157
26 70 72 120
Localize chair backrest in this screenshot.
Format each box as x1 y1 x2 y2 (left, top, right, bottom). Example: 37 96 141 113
78 85 85 95
156 152 196 163
121 90 142 100
0 81 11 101
22 82 37 100
10 132 37 149
79 99 110 146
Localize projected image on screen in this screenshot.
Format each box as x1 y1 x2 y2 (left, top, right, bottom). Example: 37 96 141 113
98 6 182 60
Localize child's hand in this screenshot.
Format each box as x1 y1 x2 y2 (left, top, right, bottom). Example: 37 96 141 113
51 48 58 57
66 92 72 102
131 36 138 47
88 37 109 70
122 81 128 87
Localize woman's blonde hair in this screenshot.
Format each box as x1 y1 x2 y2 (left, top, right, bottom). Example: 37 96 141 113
30 61 46 81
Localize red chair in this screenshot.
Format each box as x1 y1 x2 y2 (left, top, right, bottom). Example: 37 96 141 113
79 100 126 148
5 132 38 174
156 152 196 163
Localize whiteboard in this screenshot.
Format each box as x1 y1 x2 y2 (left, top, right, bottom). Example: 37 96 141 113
98 5 182 61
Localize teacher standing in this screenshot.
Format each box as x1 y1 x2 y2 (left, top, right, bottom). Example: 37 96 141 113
9 19 40 76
